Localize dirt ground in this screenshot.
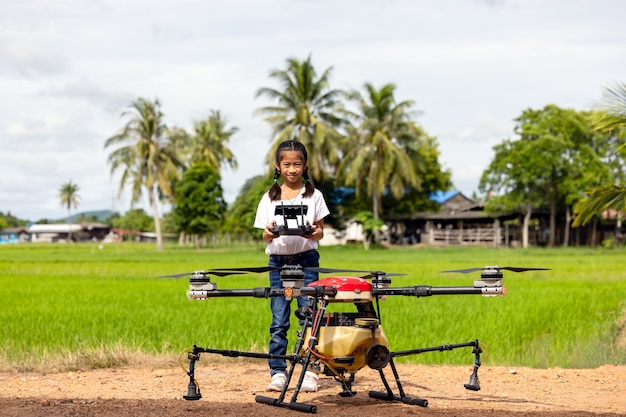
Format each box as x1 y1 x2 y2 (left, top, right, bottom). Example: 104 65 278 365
0 363 623 417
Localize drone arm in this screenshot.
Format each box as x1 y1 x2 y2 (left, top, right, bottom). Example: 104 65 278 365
373 285 502 298
189 287 284 299
373 286 433 297
188 285 336 300
430 286 484 295
391 340 480 358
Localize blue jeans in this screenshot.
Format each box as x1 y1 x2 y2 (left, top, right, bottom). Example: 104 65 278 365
267 249 320 376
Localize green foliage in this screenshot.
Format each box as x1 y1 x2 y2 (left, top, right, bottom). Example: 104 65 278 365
340 83 419 220
383 130 452 215
254 55 347 182
173 163 226 237
189 110 238 170
592 81 626 134
574 83 626 225
224 175 273 238
573 183 626 226
479 105 613 247
105 97 186 250
112 209 154 233
1 244 623 371
58 181 81 216
0 211 25 227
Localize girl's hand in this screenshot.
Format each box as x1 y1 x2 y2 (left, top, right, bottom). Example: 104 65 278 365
263 222 278 243
307 224 324 241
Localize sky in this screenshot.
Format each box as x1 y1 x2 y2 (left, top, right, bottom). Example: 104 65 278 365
1 0 625 222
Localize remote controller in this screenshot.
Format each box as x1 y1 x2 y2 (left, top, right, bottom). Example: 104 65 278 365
270 224 314 236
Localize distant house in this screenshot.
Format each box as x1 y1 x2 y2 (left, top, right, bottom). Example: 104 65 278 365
384 191 517 247
27 223 111 243
0 227 30 244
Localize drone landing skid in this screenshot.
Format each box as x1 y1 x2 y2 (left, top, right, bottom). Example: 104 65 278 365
255 395 318 414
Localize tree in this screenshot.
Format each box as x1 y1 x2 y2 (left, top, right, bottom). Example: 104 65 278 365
339 83 419 224
353 211 383 250
59 180 80 242
190 110 238 170
383 124 452 215
574 82 626 228
104 98 183 251
224 175 274 240
479 138 545 248
480 105 607 247
591 82 626 134
255 55 347 180
111 209 154 240
173 163 227 248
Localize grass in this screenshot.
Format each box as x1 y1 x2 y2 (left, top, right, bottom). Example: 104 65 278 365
0 243 624 372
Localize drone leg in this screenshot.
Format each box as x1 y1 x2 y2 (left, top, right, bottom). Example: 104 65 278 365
464 343 482 391
337 373 357 397
369 358 428 407
256 300 325 414
182 347 202 401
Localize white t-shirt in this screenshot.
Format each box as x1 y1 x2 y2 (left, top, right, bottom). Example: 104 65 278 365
254 188 330 255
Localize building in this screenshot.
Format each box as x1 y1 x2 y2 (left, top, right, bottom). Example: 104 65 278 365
385 191 517 247
26 223 112 243
0 227 30 244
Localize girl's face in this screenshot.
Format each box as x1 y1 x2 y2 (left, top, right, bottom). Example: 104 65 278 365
276 150 306 186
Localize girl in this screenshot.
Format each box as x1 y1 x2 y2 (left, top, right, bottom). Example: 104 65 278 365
254 140 330 393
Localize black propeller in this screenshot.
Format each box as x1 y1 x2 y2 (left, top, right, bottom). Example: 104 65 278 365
441 266 550 274
307 267 406 279
157 270 248 278
159 266 407 280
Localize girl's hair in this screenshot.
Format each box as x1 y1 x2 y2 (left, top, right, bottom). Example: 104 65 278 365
269 140 315 201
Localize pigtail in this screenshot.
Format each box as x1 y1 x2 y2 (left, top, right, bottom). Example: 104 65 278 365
269 168 282 201
302 167 315 198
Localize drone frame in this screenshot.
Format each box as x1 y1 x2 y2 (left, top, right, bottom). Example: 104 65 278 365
170 264 545 413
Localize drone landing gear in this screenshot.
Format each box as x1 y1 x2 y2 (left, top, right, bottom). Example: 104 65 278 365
369 357 429 407
329 372 356 397
368 340 483 408
255 395 318 414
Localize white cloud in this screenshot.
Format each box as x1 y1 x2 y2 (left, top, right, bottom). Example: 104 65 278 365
1 0 625 221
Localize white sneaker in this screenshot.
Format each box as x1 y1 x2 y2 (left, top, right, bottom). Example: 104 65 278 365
267 373 287 392
301 371 319 392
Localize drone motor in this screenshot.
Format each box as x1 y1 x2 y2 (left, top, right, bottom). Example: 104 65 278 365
187 271 217 300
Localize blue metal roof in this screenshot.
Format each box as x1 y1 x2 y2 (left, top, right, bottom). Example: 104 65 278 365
428 190 460 204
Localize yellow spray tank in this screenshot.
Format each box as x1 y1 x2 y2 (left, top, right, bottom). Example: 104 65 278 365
302 277 391 374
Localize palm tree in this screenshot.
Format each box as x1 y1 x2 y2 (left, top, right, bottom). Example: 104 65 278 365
592 82 626 135
574 82 626 226
104 98 183 251
339 82 419 222
59 180 80 242
190 110 238 170
255 55 347 180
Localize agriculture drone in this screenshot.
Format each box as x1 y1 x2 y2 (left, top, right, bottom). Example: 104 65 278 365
163 263 548 414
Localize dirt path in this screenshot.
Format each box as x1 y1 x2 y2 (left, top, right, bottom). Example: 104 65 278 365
0 363 624 416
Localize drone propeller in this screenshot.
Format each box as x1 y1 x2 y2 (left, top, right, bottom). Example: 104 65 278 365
441 266 550 274
157 270 248 278
159 265 408 280
307 267 406 279
208 266 276 274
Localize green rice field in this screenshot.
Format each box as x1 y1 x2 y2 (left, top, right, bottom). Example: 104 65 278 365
0 243 624 372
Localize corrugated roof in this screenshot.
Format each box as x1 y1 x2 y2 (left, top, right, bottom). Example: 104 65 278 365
429 190 460 204
28 224 84 233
